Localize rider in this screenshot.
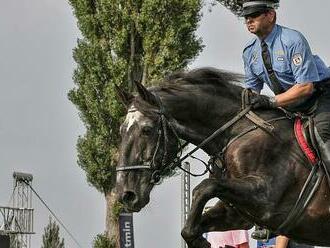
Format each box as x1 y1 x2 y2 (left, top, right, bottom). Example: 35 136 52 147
241 0 330 240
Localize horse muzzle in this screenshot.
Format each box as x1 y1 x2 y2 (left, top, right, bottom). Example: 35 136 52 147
118 189 150 212
119 190 140 212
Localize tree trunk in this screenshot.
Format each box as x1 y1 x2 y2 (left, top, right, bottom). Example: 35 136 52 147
105 189 120 248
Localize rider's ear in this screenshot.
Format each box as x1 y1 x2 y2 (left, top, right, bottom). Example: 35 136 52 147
114 84 134 108
133 80 158 106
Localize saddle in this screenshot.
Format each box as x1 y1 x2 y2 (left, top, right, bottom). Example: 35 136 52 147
293 113 330 186
209 90 326 233
277 113 325 233
294 116 319 167
239 89 326 233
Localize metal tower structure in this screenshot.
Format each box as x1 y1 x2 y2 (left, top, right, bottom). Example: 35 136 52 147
0 172 34 248
181 162 191 248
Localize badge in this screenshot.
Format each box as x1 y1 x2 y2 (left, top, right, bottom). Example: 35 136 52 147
293 53 303 66
275 50 285 56
277 56 284 62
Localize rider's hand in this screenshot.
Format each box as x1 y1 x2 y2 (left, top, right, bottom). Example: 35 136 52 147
250 94 277 110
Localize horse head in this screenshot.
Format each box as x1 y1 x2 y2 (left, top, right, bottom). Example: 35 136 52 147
115 82 180 212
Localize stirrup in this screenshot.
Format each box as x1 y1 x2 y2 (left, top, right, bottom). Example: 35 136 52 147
251 228 271 242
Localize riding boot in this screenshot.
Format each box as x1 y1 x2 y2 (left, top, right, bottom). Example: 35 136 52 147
251 226 275 241
314 131 330 177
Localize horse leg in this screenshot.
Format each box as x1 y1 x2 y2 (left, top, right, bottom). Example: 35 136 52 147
199 200 253 232
182 176 271 248
181 178 224 248
212 176 272 215
182 196 253 248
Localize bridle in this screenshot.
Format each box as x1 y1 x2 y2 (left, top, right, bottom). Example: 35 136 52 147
116 90 262 184
116 94 186 184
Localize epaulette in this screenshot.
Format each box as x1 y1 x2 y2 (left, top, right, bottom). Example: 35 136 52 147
243 37 257 53
280 26 303 46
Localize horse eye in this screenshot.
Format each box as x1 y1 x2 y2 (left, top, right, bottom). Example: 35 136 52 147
141 126 153 135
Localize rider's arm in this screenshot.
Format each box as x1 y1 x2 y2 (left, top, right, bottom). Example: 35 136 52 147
275 235 290 248
274 31 319 107
274 82 314 107
243 45 263 93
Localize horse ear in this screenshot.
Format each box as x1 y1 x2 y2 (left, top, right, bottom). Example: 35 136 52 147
114 84 133 107
133 80 157 106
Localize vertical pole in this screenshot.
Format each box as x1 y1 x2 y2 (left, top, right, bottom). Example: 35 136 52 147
181 162 190 248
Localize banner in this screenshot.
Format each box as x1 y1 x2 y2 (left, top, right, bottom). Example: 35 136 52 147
119 213 135 248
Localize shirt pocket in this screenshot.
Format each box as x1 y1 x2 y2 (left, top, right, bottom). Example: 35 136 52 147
273 59 291 73
273 59 295 83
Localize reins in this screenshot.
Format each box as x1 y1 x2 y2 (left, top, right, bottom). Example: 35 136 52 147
171 105 252 175
116 89 281 181
116 93 253 181
164 89 282 177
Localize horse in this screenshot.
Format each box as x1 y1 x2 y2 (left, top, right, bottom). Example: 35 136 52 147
114 68 330 248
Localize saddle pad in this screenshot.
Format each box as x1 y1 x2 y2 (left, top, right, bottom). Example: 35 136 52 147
294 118 318 165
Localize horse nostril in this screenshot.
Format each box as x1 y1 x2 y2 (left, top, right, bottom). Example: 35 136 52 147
122 191 137 204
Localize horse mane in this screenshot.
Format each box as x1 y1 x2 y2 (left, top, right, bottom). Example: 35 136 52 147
163 67 244 88
133 67 244 118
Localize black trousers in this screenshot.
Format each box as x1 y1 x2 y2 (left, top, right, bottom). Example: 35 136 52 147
286 79 330 142
314 80 330 142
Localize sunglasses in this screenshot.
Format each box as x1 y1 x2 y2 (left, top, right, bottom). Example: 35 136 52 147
244 11 268 19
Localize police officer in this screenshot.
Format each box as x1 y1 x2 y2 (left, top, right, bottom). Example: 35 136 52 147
241 0 330 240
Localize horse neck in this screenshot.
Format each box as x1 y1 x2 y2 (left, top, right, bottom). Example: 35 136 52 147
159 84 243 154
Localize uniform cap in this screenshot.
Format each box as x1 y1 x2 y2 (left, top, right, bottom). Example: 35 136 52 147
241 0 279 17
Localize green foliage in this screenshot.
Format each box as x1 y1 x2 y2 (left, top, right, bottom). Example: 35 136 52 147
68 0 204 193
111 201 123 220
215 0 243 16
93 234 114 248
41 217 65 248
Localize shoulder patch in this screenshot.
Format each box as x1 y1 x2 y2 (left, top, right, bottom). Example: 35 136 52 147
293 53 303 66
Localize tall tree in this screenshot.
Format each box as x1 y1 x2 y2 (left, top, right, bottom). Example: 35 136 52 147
41 217 65 248
68 0 204 246
216 0 243 15
93 234 111 248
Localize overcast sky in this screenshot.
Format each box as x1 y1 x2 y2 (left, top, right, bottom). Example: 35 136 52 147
0 1 329 248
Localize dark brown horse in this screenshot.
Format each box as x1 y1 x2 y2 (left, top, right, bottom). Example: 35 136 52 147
115 68 330 248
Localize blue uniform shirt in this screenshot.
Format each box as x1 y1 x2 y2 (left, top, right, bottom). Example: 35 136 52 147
243 24 330 93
